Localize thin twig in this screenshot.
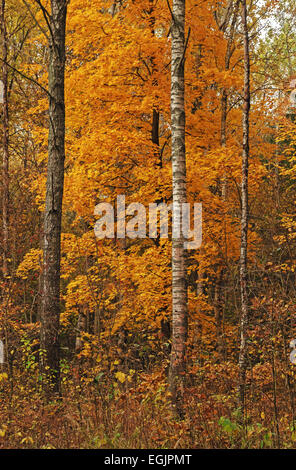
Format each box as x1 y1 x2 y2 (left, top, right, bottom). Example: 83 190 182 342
165 0 176 24
179 27 191 70
33 0 56 46
21 0 49 40
0 57 52 98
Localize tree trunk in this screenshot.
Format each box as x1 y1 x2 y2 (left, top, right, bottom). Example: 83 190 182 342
214 0 240 358
75 309 86 352
148 0 161 168
238 0 250 411
40 0 67 395
1 0 9 279
214 270 225 359
168 0 188 418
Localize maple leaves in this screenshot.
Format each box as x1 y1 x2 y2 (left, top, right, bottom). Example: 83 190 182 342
2 0 296 449
13 0 270 350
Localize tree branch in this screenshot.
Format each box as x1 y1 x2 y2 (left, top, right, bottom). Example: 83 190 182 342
165 0 176 24
21 0 49 40
33 0 56 46
179 27 191 70
0 57 51 98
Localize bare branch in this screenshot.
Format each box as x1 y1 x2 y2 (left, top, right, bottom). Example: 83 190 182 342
34 0 51 21
0 57 51 98
165 0 176 24
33 0 56 46
21 0 49 40
179 27 191 70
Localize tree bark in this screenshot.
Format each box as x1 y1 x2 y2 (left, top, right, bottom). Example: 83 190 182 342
238 0 250 411
1 0 9 279
148 0 161 168
40 0 67 395
215 0 239 360
220 0 239 199
168 0 188 418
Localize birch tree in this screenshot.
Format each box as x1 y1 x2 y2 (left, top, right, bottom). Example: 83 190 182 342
168 0 188 417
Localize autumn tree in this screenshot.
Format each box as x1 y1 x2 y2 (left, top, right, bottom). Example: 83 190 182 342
168 0 188 417
238 0 250 411
1 0 9 279
39 0 68 394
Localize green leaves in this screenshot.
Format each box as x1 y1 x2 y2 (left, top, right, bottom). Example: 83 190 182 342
218 416 239 434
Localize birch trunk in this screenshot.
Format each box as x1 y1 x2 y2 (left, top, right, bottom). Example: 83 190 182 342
1 0 9 279
40 0 67 394
168 0 188 417
238 0 250 410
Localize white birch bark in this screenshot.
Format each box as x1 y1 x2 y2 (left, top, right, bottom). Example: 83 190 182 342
168 0 188 416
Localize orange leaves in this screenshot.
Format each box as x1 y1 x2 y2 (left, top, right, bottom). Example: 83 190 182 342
18 0 277 368
16 249 42 280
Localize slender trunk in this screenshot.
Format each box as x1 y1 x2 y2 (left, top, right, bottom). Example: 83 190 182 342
149 2 172 343
281 322 296 432
152 109 160 164
1 0 9 279
168 0 188 418
238 0 250 410
270 310 280 448
214 84 228 358
75 309 86 351
214 270 225 359
40 0 67 395
220 90 228 198
215 0 239 357
148 1 161 168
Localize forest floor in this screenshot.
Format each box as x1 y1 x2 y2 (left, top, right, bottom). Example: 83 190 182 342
0 357 294 449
